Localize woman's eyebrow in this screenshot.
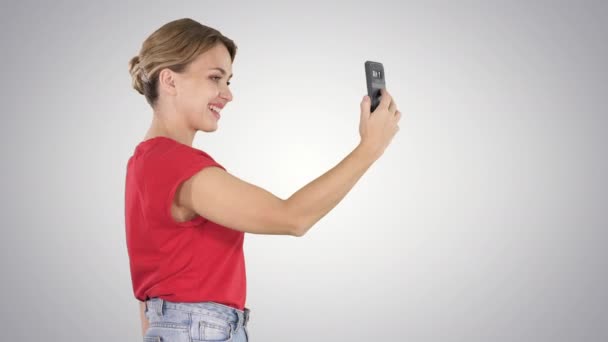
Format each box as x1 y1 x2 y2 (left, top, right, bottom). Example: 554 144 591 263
209 67 233 79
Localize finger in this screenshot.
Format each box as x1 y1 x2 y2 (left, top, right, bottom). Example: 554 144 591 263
360 95 371 119
378 88 392 110
388 98 397 115
394 110 402 121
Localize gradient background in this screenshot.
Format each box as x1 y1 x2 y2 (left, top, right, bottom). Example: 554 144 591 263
1 0 606 341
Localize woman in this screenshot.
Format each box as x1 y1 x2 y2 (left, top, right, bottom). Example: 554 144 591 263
125 18 401 342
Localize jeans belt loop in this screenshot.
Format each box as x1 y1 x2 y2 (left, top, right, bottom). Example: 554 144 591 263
244 308 250 326
157 298 164 316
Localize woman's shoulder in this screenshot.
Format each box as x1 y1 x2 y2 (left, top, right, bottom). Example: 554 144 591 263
133 136 222 167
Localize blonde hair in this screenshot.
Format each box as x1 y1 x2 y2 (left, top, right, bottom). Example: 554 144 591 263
128 18 237 107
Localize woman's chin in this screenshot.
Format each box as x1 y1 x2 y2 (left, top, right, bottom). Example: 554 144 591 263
199 121 219 132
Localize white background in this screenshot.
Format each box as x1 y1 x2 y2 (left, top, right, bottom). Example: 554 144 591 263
0 1 606 341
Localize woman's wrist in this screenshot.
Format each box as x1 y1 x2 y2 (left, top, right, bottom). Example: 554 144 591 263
355 140 381 163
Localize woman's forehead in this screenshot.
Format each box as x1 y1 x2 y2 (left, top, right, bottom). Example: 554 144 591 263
191 46 232 72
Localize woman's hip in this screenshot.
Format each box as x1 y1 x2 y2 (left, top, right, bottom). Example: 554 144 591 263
143 297 250 341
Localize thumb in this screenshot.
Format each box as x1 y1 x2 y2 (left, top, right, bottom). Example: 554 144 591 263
360 95 370 119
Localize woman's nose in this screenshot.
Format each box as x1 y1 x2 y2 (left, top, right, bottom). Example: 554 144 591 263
221 88 233 102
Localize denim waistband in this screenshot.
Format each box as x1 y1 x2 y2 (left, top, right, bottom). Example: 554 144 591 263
145 297 250 328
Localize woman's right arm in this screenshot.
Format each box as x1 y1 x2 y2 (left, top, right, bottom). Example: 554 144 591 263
284 142 377 236
284 89 400 236
179 89 401 236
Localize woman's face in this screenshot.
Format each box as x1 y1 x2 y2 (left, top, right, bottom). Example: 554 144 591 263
168 43 234 132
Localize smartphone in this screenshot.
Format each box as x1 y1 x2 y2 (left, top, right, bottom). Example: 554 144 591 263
364 61 386 113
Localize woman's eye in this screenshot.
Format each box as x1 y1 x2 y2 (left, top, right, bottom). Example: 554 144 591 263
211 76 230 86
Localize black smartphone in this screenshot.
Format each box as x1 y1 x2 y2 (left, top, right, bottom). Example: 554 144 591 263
365 61 386 113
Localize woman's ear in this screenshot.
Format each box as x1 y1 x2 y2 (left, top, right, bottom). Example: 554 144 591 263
158 68 177 96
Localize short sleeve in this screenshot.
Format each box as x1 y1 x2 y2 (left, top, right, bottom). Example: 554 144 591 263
141 143 226 227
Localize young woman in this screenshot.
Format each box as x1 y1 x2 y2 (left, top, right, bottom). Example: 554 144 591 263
125 18 401 342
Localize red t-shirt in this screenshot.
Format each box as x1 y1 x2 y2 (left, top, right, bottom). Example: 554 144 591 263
124 136 246 310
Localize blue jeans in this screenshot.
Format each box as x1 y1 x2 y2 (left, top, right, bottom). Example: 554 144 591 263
143 297 250 342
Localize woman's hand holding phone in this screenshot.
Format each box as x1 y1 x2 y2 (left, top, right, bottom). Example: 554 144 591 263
358 88 402 161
